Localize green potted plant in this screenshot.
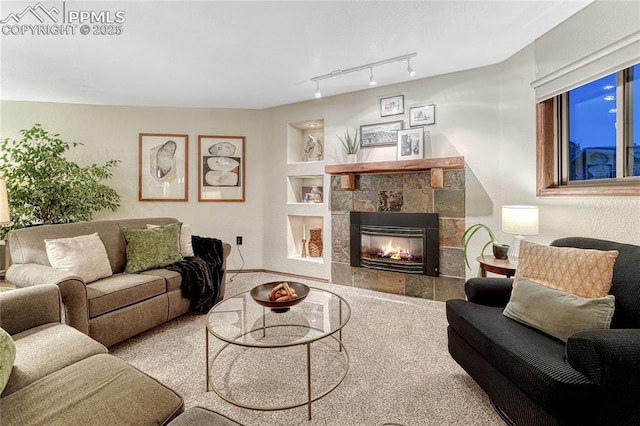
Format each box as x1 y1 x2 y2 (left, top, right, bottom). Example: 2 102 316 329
338 129 359 163
0 124 121 239
461 223 509 269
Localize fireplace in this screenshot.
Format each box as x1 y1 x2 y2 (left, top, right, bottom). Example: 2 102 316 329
350 212 439 276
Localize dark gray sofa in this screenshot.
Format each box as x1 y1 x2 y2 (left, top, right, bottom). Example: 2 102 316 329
446 237 640 425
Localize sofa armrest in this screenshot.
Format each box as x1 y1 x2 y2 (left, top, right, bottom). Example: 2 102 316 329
0 285 62 335
566 329 640 389
465 277 514 307
5 264 90 335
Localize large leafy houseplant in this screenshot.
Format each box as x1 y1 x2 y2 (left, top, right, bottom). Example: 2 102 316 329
0 124 120 238
461 223 509 269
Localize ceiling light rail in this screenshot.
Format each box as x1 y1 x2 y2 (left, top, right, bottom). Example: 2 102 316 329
310 53 417 98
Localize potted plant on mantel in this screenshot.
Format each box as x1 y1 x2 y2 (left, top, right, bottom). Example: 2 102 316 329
0 124 121 239
338 129 359 163
461 224 509 270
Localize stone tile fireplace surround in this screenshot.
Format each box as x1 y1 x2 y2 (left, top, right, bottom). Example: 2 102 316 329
328 159 466 302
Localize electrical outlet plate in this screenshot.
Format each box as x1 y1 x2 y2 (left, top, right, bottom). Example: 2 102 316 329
236 236 243 245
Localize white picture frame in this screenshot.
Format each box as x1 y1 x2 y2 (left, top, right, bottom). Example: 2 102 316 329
397 128 424 160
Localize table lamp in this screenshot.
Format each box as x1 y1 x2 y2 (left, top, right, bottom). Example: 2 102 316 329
502 205 539 265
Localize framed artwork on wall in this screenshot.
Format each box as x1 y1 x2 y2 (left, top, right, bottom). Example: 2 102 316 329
409 104 435 126
198 135 245 202
360 120 404 147
397 128 424 160
380 95 404 117
138 133 188 201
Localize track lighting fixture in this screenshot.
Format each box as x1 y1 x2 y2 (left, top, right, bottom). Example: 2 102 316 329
309 53 417 99
407 57 416 78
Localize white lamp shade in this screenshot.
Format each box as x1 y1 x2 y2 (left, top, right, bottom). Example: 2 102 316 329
0 178 9 225
502 205 539 236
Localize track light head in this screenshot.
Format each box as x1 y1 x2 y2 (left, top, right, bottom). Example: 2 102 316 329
407 57 416 77
314 80 322 98
369 67 377 86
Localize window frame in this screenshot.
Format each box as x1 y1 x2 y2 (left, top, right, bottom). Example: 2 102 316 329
536 68 640 196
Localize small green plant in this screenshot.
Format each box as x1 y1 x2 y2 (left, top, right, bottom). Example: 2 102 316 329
461 224 499 269
0 124 121 238
338 129 360 154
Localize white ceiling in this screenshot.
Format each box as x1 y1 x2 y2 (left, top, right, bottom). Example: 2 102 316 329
0 1 593 109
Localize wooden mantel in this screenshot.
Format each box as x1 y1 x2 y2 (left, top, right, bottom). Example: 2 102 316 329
325 156 464 189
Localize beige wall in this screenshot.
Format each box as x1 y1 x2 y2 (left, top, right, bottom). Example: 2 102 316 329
2 1 639 280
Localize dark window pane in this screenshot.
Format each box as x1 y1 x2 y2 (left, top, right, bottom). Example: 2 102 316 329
568 73 617 181
627 64 640 177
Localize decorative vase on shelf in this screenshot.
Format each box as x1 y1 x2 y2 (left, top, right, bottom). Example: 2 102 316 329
308 227 323 257
347 153 357 164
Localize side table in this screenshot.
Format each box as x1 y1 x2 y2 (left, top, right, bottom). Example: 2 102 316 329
476 256 517 278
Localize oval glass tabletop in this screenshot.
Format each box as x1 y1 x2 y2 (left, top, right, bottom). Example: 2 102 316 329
207 287 350 348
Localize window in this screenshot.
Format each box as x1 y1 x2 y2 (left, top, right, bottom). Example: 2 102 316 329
537 63 640 196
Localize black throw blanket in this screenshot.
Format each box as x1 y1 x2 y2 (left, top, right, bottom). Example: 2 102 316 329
167 236 224 313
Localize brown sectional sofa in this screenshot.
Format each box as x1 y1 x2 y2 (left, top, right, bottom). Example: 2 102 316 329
5 217 231 347
0 285 184 425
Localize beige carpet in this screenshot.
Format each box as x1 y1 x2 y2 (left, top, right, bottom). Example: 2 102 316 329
110 272 503 425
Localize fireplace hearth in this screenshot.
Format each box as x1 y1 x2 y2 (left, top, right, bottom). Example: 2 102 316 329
350 212 439 276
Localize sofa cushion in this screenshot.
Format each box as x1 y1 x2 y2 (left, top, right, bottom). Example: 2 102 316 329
0 353 184 425
2 323 106 397
503 277 615 342
168 407 243 426
148 223 194 257
86 274 166 317
141 268 183 292
0 328 15 395
514 241 618 298
123 222 183 273
446 299 596 411
45 233 113 283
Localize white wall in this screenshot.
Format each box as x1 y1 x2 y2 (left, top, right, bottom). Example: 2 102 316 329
0 102 265 271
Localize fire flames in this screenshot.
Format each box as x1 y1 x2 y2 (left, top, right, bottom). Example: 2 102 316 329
377 240 415 261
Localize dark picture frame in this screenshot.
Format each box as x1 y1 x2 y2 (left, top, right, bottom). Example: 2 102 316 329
198 135 245 202
138 133 188 202
409 104 435 126
380 95 404 117
360 120 404 148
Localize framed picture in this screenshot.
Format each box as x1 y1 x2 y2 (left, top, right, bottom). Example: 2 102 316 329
360 120 404 148
380 95 404 117
302 186 323 203
198 135 245 202
409 104 435 126
138 133 188 201
397 128 424 160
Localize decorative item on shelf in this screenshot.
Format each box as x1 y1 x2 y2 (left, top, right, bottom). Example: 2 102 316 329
338 129 359 163
301 239 307 257
461 223 509 270
302 134 323 162
502 205 539 265
409 104 435 126
302 186 323 203
396 128 424 160
308 227 323 257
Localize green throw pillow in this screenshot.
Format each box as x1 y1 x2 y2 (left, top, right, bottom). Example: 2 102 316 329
123 222 183 273
0 327 16 394
503 277 615 342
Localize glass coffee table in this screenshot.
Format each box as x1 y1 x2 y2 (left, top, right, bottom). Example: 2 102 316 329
206 285 350 420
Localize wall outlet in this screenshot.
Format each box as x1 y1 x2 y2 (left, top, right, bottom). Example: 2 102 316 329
236 236 243 245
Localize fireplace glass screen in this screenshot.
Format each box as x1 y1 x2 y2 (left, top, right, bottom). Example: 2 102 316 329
360 226 424 273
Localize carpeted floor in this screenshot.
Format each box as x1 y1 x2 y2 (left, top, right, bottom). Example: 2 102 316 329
110 272 503 425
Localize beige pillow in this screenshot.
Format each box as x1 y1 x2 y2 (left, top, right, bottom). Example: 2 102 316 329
513 241 618 298
147 223 194 257
45 233 113 283
504 277 615 342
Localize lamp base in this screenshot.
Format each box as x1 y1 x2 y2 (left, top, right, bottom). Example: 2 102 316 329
507 235 524 265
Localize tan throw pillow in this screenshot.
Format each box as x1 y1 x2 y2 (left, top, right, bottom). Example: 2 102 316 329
513 241 618 298
147 223 194 257
45 233 113 283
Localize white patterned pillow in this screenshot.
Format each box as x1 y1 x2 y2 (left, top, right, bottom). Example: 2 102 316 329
45 233 113 283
